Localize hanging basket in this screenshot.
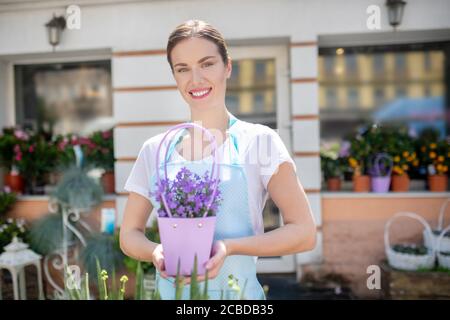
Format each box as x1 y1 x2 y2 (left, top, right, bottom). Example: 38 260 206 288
384 212 435 271
154 122 221 276
436 224 450 270
424 199 450 253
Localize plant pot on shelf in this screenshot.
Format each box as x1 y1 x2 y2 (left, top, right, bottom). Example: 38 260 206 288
352 175 371 192
370 153 393 193
101 171 115 194
4 172 25 194
391 174 410 192
326 177 341 191
372 176 391 193
428 174 448 192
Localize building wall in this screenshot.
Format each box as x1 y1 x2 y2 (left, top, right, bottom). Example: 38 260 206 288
0 0 449 279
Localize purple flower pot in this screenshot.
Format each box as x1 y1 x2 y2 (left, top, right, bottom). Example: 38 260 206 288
154 122 221 276
157 216 216 276
371 176 392 193
370 153 393 193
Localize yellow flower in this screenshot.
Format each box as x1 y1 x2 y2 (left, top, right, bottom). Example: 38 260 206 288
438 156 445 162
394 156 400 163
402 164 409 170
430 143 437 149
407 157 413 162
447 152 450 158
412 152 416 158
444 166 448 172
402 151 409 158
429 152 436 159
120 275 129 283
413 160 419 166
349 158 358 168
437 164 443 171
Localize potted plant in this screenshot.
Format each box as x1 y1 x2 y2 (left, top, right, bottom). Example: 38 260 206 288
386 130 417 192
86 129 115 194
368 153 393 193
348 130 371 192
0 127 29 194
421 140 449 192
0 217 29 254
0 186 17 220
320 142 343 191
15 132 59 195
150 123 223 276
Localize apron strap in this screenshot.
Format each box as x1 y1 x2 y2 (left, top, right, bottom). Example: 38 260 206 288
165 111 240 164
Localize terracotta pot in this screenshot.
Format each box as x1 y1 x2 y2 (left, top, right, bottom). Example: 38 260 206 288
327 177 341 191
4 172 25 194
391 174 410 192
101 171 115 194
352 175 371 192
428 175 448 192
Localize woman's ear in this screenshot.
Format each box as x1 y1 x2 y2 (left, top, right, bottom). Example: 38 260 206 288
226 57 232 79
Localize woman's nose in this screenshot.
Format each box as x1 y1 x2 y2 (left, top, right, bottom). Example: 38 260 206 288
191 67 203 84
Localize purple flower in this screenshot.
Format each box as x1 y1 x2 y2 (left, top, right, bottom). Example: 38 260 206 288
152 166 222 218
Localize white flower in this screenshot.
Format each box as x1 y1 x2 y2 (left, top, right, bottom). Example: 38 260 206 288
7 218 13 224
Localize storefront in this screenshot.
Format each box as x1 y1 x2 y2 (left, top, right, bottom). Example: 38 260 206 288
1 0 449 298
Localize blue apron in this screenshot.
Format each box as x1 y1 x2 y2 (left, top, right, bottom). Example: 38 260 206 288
149 113 266 300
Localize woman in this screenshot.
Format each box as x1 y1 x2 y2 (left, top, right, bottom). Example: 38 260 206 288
120 19 317 300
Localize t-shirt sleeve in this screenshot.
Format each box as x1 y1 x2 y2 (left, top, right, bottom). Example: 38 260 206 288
124 141 154 203
255 127 297 190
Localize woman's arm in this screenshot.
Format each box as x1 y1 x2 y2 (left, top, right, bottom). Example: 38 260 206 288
224 162 317 257
119 192 155 260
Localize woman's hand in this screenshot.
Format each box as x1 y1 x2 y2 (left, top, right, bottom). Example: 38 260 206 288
152 243 169 279
182 240 228 285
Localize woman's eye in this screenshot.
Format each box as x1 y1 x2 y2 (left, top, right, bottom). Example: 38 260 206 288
177 68 188 73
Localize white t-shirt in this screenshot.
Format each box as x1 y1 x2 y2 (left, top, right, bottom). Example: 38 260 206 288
124 119 297 235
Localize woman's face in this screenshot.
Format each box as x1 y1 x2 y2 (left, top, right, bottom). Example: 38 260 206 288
170 37 231 110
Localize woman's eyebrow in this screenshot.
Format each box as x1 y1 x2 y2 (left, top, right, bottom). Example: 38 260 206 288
173 56 216 68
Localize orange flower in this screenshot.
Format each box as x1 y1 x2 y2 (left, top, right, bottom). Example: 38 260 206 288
429 152 436 159
349 158 358 168
402 151 409 158
394 156 400 163
430 143 437 149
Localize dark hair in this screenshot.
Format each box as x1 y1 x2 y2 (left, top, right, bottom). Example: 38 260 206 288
166 20 229 72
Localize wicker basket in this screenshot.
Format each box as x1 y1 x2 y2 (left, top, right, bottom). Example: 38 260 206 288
436 224 450 269
424 199 450 252
385 212 435 271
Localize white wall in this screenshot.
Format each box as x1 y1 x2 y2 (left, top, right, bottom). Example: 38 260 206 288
1 0 449 55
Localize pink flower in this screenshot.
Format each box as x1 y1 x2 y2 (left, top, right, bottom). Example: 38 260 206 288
14 144 21 153
102 131 111 139
58 141 67 151
4 186 11 193
71 135 78 144
15 153 22 161
14 130 29 141
28 144 35 153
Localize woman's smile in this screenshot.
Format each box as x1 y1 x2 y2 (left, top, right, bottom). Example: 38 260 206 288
189 87 212 99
